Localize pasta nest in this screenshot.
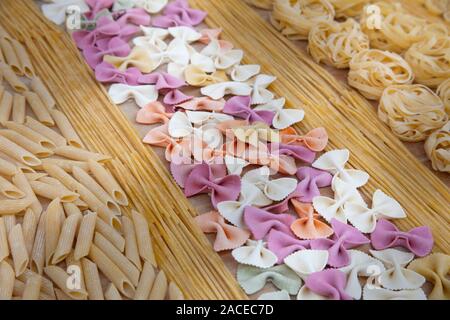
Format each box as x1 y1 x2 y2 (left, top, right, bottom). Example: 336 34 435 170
378 84 448 142
437 78 450 115
348 49 414 100
425 121 450 173
422 0 449 16
270 0 335 40
308 18 369 69
327 0 370 18
404 32 450 88
244 0 274 9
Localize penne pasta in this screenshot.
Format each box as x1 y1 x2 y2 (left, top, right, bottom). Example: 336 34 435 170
49 109 84 148
44 265 88 300
65 253 86 291
0 157 18 176
24 172 47 182
0 90 13 125
122 216 141 271
13 279 54 300
30 211 46 275
73 211 96 261
88 159 128 206
0 129 53 158
12 171 41 215
81 258 104 300
52 212 81 264
62 202 82 217
0 175 26 199
18 269 55 298
12 93 26 124
30 180 79 203
4 121 56 149
131 210 156 267
104 283 122 300
30 77 55 110
168 282 184 300
23 95 54 126
0 260 15 300
25 116 65 146
0 198 32 215
0 25 10 40
44 198 63 266
0 62 27 93
0 218 9 262
16 165 35 174
8 224 29 276
22 208 38 256
95 217 125 253
149 270 168 300
73 199 88 211
22 274 41 300
0 134 42 167
55 146 110 163
88 244 135 299
3 215 15 234
42 162 79 190
134 261 155 300
54 288 72 300
36 158 88 172
10 39 34 78
0 38 20 74
0 44 3 66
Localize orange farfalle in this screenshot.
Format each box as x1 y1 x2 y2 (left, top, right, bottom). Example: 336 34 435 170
280 127 328 152
290 200 334 239
175 97 226 112
195 211 250 252
199 28 234 51
136 101 173 124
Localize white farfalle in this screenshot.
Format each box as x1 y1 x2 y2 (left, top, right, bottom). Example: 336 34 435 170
185 110 234 125
339 250 386 300
249 74 276 105
242 166 297 201
258 290 291 300
224 155 249 176
346 189 407 233
254 97 305 129
312 149 369 188
201 40 244 70
168 26 202 44
284 250 329 280
297 286 329 300
218 183 272 228
134 27 169 50
370 249 426 291
42 0 90 25
362 285 427 300
312 178 366 223
147 39 190 70
232 239 277 268
228 64 261 82
167 52 215 81
108 84 158 108
113 0 136 11
201 81 253 100
134 0 168 13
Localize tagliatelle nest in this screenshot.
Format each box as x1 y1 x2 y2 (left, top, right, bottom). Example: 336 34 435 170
270 0 335 40
308 18 369 69
425 121 450 172
422 0 449 16
437 78 450 115
328 0 370 18
378 84 448 142
243 0 274 9
348 49 414 100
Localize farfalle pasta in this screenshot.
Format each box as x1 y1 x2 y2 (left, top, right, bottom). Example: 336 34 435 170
378 84 448 142
308 18 369 69
424 121 450 173
348 49 414 100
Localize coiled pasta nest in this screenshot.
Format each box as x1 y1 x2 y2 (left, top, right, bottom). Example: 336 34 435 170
348 49 414 100
378 84 448 142
422 0 449 16
425 121 450 172
270 0 335 40
308 18 369 68
328 0 370 18
243 0 274 9
437 78 450 115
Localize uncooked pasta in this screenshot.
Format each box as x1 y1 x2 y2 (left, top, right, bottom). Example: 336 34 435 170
437 78 450 115
424 121 450 173
328 0 369 17
244 0 274 9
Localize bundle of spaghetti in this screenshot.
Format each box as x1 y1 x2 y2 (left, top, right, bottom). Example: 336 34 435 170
244 0 274 10
270 0 335 40
308 18 369 69
437 78 450 114
348 49 414 100
404 30 450 88
0 0 247 299
191 0 450 254
425 121 450 173
327 0 369 18
378 84 448 142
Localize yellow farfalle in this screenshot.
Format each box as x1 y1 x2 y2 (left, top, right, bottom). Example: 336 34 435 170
184 65 228 87
104 46 156 73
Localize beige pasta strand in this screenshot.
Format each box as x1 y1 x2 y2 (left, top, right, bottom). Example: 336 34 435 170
134 260 155 300
12 93 26 124
52 212 82 264
8 224 29 276
81 257 104 300
73 211 97 261
131 210 156 267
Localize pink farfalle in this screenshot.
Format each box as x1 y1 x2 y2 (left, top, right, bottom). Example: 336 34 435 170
371 219 433 257
263 184 303 214
184 163 241 208
83 36 131 69
84 0 114 20
223 96 275 126
290 200 334 240
175 97 225 112
244 207 295 240
136 102 173 125
163 89 193 105
162 0 207 26
267 229 310 264
268 143 316 163
73 16 121 50
115 8 151 26
217 120 250 134
138 72 186 91
280 127 328 152
296 167 332 202
310 219 370 268
170 162 227 189
195 211 250 251
199 28 233 50
305 269 353 300
94 62 141 84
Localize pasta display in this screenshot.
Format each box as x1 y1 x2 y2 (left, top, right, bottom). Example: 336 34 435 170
243 0 274 9
327 0 369 18
425 121 450 173
437 78 450 115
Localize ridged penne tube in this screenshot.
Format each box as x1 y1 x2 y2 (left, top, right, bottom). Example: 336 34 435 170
104 283 122 300
24 173 47 182
149 270 168 300
8 224 29 276
9 39 34 78
30 180 79 203
55 146 110 163
74 199 88 210
0 129 53 158
73 211 96 261
0 90 13 125
21 274 41 300
44 265 88 300
52 212 82 264
37 158 88 172
122 216 141 270
54 288 72 300
131 210 156 267
94 232 140 286
13 279 54 300
44 198 63 265
0 157 18 176
0 261 15 299
12 94 25 124
42 163 79 190
4 121 56 149
25 116 65 146
30 211 46 275
12 171 41 215
3 215 15 234
134 261 155 300
72 166 121 215
0 175 25 199
0 218 9 261
0 134 41 167
18 269 55 298
0 198 32 215
81 258 104 300
0 62 27 93
62 202 82 216
0 38 20 74
95 217 125 253
65 253 86 291
88 159 128 206
23 92 54 126
88 244 135 298
168 282 184 300
16 165 35 174
22 208 38 256
49 109 83 148
30 77 55 110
